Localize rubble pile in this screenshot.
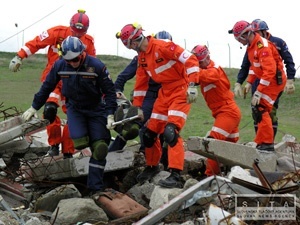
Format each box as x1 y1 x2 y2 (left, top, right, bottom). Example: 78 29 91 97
0 116 299 225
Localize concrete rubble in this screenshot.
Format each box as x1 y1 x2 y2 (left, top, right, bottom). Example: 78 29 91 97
0 116 299 224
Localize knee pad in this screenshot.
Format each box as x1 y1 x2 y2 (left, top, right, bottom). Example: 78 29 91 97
91 140 108 161
269 107 278 124
43 102 58 123
163 123 179 147
72 136 89 150
143 128 157 148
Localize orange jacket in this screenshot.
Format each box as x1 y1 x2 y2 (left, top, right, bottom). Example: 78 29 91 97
193 60 235 111
133 37 199 107
17 25 96 82
246 33 287 94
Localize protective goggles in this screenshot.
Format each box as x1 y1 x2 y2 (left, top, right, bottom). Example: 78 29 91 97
126 23 143 48
235 32 248 42
65 55 81 63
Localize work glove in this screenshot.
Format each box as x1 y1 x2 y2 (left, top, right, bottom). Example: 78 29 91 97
106 114 116 130
22 106 38 122
251 91 262 106
137 107 144 121
9 55 22 72
244 82 252 94
284 79 295 94
234 83 243 98
187 83 198 103
243 82 252 98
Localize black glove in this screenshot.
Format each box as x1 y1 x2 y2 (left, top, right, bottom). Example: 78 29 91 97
43 102 58 123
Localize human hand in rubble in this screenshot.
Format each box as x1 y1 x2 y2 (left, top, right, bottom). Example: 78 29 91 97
22 106 38 122
106 114 116 130
233 83 243 98
9 55 22 72
187 83 198 103
284 79 295 94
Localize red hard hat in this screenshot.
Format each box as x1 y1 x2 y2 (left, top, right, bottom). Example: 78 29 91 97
70 9 89 36
231 20 251 40
191 45 210 61
116 23 143 48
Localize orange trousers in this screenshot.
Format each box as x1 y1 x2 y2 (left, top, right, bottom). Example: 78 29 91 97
145 87 190 171
205 102 241 176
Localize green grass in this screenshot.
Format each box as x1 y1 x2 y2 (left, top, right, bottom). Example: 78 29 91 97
0 52 299 144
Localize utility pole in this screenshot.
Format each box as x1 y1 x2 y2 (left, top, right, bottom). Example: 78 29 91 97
15 23 19 50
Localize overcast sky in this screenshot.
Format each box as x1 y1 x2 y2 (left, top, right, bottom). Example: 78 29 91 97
1 0 299 73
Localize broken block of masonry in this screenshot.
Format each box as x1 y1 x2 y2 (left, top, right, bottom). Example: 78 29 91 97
186 136 279 172
0 116 49 145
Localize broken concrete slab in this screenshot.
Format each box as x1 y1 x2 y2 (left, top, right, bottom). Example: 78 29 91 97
183 150 206 174
0 116 24 133
0 139 49 156
187 136 285 172
0 117 49 145
206 203 247 225
34 184 82 212
133 176 246 225
21 149 136 181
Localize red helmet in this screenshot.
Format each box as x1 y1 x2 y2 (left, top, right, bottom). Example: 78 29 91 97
116 23 143 48
191 45 210 61
70 9 89 36
231 20 252 40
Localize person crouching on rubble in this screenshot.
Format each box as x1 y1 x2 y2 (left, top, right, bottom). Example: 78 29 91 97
190 45 241 176
22 36 117 195
117 23 200 188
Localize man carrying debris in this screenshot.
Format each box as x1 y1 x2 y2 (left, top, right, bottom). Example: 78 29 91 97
229 20 286 152
22 36 117 194
190 45 241 176
116 23 200 188
232 19 296 139
9 10 96 159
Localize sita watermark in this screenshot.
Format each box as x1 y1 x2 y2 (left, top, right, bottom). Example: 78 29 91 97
235 194 296 221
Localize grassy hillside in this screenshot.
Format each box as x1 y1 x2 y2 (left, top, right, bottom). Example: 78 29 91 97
0 52 299 144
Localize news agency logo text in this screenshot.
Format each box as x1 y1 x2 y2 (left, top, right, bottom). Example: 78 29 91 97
235 194 296 221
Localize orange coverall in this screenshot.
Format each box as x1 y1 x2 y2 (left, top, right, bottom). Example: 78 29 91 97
17 26 96 154
246 33 286 145
191 60 241 176
133 37 200 170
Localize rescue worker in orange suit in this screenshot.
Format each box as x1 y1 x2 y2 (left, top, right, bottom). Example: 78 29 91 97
110 30 173 170
190 45 241 176
117 23 200 188
232 19 296 139
229 20 286 152
9 10 96 158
